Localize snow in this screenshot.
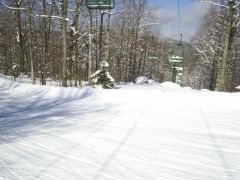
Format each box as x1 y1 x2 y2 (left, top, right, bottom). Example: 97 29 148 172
12 64 20 70
91 70 101 83
100 61 109 68
1 78 240 180
106 72 115 83
135 76 148 84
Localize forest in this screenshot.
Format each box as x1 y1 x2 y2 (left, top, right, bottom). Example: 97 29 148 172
0 0 239 92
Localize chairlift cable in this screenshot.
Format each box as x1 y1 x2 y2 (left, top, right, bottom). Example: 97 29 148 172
177 0 181 35
177 0 182 45
168 0 184 84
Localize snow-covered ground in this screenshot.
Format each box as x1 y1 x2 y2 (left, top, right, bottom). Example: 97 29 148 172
0 78 240 180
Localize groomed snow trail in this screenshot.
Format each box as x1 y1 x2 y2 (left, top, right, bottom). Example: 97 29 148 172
0 79 240 180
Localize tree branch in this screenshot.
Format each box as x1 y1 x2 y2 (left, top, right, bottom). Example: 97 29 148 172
0 0 26 10
200 0 227 8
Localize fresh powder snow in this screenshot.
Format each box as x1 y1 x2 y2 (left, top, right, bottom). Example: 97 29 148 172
0 78 240 180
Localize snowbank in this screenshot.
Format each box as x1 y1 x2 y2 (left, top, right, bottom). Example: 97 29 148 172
135 76 148 84
0 78 98 99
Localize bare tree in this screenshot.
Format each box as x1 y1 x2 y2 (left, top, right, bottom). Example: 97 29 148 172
61 0 68 87
216 0 235 91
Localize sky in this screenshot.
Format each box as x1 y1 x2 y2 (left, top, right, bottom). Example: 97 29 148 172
148 0 211 42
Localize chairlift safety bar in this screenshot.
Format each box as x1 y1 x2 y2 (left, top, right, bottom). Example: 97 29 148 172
86 0 115 9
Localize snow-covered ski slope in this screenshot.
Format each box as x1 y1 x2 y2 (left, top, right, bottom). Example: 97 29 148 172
0 78 240 180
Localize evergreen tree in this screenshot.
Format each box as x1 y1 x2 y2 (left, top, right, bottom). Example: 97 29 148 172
90 61 115 89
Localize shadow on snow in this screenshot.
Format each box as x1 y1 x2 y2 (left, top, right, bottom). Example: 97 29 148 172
0 85 111 144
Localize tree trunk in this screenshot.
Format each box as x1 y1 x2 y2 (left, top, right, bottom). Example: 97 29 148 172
28 0 35 84
14 0 25 73
215 0 235 91
61 0 68 87
40 0 47 85
131 25 139 80
116 0 125 82
73 0 82 87
88 9 93 85
209 59 217 90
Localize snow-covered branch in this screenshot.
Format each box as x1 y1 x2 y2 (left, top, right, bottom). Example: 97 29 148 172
194 44 211 64
34 14 70 21
0 0 26 10
200 0 227 8
234 2 240 8
139 23 161 29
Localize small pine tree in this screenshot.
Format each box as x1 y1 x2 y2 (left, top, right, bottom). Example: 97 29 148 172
90 61 115 89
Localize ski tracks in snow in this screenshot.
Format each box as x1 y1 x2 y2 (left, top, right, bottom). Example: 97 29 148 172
198 106 239 180
1 80 240 180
